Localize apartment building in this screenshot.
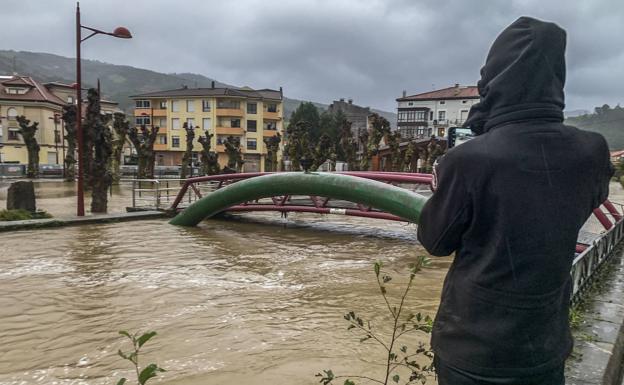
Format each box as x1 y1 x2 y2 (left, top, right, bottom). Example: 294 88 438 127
130 85 283 172
395 84 479 139
0 76 67 165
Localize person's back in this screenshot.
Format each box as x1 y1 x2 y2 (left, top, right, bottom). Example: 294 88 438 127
417 16 613 384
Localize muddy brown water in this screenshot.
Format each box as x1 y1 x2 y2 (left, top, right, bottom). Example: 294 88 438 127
0 180 622 384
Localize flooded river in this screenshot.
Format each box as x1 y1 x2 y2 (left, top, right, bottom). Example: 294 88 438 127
1 180 623 384
0 181 449 385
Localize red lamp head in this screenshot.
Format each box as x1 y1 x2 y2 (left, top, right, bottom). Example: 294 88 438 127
112 27 132 39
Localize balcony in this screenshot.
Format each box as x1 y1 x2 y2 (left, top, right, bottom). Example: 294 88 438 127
263 111 281 120
216 108 244 117
154 143 168 151
215 144 225 152
263 130 279 137
152 108 167 117
216 126 244 135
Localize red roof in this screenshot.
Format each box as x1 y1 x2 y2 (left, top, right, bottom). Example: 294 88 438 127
610 150 624 158
398 85 479 101
0 75 67 106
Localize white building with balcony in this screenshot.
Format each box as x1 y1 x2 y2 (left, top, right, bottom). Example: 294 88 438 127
395 84 479 139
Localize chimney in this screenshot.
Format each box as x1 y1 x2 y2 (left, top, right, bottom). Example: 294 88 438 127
211 81 215 89
279 86 283 97
455 83 460 88
402 90 406 98
339 98 345 102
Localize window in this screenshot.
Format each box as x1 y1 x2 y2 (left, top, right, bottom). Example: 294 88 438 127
247 102 257 114
135 116 151 126
186 100 195 112
157 135 167 144
135 100 151 108
203 118 211 129
247 138 257 150
202 99 211 112
6 88 26 95
429 111 434 120
266 103 278 113
217 100 240 109
171 100 180 112
264 121 277 130
438 111 446 121
158 118 167 128
216 135 228 145
159 101 167 109
408 102 414 106
172 118 180 130
67 96 74 104
247 120 257 132
186 118 195 128
231 119 241 128
172 136 180 148
8 129 19 140
7 108 17 120
397 111 426 122
439 101 446 105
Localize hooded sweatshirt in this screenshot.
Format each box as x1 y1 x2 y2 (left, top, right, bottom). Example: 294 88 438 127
417 17 613 376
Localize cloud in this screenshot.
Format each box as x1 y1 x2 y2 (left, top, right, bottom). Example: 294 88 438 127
1 0 622 111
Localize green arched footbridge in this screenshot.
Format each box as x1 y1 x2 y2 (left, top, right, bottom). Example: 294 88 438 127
169 172 429 226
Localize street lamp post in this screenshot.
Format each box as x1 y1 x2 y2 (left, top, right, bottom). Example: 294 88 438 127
75 1 131 216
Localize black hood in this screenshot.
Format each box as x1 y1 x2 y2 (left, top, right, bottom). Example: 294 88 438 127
464 17 567 134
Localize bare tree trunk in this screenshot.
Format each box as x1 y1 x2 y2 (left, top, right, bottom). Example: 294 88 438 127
62 105 77 181
86 88 113 213
111 113 129 184
180 123 195 179
128 125 159 179
16 116 40 178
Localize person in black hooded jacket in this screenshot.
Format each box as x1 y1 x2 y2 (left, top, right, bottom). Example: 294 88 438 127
417 16 613 385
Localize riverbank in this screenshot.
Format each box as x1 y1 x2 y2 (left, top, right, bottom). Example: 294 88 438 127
566 245 624 385
0 210 168 232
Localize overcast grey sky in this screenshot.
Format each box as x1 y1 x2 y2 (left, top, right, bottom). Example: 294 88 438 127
2 0 622 112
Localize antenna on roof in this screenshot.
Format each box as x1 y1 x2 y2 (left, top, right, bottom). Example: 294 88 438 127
211 81 215 89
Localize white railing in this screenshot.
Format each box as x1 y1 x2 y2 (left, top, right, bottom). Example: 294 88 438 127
120 178 219 210
571 218 624 304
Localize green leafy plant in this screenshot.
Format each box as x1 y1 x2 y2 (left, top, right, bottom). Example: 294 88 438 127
317 257 435 385
116 330 165 385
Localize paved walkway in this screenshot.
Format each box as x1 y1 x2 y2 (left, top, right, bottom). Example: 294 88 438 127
0 210 169 232
566 246 624 385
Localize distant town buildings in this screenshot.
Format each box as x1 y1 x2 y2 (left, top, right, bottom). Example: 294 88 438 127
0 75 120 166
327 98 371 138
395 84 479 139
130 84 283 172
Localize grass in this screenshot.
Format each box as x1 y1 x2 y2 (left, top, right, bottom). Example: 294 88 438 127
0 209 52 221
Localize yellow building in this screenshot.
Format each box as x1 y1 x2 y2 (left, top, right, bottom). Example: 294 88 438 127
0 76 67 164
130 85 283 172
0 76 122 166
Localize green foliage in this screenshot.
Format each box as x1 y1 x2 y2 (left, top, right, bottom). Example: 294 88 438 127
317 257 435 385
117 330 165 385
566 104 624 149
0 209 52 221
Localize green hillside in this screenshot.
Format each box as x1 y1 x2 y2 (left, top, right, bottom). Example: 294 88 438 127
0 50 396 125
566 105 624 150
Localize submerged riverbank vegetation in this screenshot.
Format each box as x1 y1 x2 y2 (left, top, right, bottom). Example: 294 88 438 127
0 209 52 221
317 257 435 385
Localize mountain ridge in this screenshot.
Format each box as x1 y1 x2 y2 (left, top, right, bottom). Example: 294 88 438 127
0 49 396 125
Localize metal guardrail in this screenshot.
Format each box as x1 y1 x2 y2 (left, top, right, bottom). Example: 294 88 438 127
121 178 219 210
571 216 624 304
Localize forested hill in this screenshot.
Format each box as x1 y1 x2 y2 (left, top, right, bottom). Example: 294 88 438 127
566 105 624 150
0 50 396 125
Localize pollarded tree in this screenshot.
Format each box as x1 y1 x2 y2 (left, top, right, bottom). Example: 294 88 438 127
311 133 333 171
263 132 281 172
62 105 77 181
338 117 358 171
180 122 195 179
16 116 40 178
385 130 402 171
128 124 159 179
82 89 100 187
91 111 113 213
111 113 129 184
197 131 220 175
223 135 244 172
360 113 391 171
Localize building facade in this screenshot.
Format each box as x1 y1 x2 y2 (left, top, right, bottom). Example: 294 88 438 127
327 98 371 138
0 76 122 166
0 76 67 165
130 85 283 172
395 84 479 139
